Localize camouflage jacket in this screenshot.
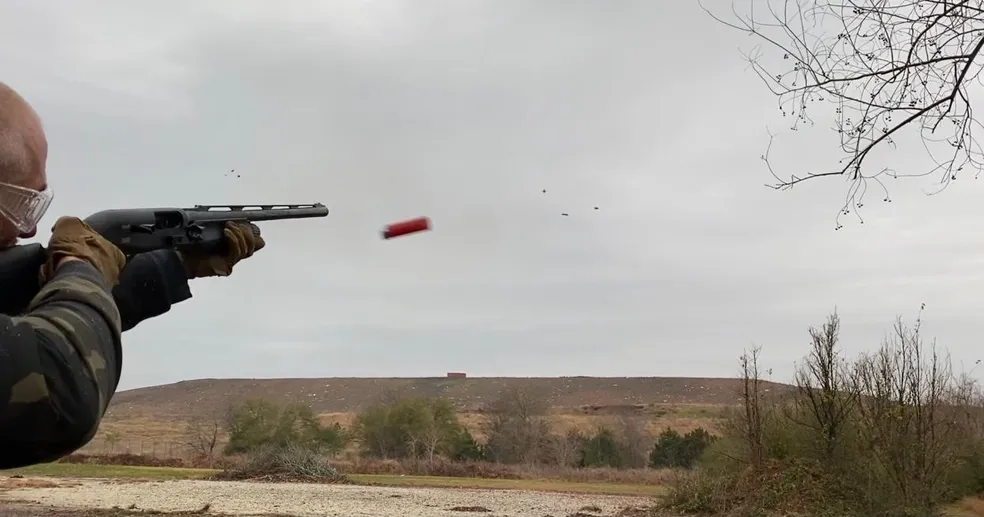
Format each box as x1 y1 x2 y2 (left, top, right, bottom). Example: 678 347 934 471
113 249 192 332
0 259 122 468
0 250 191 469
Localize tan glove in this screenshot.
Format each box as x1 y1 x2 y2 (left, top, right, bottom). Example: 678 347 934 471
178 221 266 279
39 216 127 286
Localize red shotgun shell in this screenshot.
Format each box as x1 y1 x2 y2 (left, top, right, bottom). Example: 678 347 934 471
382 217 431 239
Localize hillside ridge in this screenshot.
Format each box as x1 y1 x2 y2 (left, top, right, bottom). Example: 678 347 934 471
107 376 793 421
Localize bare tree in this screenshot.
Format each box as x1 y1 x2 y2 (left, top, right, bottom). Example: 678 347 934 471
185 411 222 459
613 415 651 468
103 430 121 454
739 346 766 469
553 429 586 467
851 308 963 509
792 311 859 460
704 0 984 225
422 422 443 462
403 413 442 462
483 387 553 465
404 430 421 461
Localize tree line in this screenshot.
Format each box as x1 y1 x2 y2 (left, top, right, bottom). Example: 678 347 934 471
186 388 716 471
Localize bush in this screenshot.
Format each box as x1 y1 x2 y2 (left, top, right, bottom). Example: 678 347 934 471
447 427 488 462
224 399 349 456
355 397 474 461
578 427 624 468
217 443 348 483
648 427 716 469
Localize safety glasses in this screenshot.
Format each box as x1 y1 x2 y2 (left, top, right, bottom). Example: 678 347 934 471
0 181 53 234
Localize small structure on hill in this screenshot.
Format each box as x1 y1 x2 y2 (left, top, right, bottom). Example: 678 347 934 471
446 372 467 379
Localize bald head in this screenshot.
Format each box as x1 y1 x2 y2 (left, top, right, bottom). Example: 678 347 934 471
0 82 47 187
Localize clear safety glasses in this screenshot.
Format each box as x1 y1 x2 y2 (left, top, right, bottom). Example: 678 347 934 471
0 181 53 233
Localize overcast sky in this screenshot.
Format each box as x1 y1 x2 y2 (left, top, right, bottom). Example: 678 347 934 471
3 1 984 390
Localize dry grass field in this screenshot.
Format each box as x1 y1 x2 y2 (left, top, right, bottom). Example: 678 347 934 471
80 376 783 457
107 376 778 418
81 405 730 458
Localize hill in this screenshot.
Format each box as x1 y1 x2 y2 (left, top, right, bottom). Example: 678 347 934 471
87 376 794 458
106 376 792 421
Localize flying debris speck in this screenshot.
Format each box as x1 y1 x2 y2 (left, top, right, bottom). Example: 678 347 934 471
541 188 599 215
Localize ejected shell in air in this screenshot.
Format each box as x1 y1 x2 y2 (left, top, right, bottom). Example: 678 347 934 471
381 217 432 239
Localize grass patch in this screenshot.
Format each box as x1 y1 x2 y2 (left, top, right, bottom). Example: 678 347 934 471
5 462 663 496
6 463 218 480
662 403 728 420
347 473 665 496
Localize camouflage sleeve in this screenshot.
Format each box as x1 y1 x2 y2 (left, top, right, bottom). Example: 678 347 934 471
114 249 192 332
0 259 122 469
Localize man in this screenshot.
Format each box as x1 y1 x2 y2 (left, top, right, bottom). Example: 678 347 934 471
0 82 264 468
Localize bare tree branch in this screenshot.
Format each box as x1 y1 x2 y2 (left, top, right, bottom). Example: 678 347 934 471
704 0 984 226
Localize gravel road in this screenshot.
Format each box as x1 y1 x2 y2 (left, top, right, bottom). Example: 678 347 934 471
0 476 655 517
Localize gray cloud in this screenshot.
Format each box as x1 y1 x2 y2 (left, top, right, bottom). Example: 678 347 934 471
3 0 984 390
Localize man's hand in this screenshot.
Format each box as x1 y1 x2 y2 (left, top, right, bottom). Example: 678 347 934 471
177 221 266 279
39 216 127 286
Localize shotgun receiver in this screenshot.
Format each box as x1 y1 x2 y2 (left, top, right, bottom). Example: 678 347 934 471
0 203 329 315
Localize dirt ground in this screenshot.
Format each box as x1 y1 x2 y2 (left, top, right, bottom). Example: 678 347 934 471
1 505 212 517
0 476 655 517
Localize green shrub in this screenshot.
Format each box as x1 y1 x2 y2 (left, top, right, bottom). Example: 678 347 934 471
354 396 471 460
648 427 717 469
579 427 624 468
448 427 488 462
224 399 350 456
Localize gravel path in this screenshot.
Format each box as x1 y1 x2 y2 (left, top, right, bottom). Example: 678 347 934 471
0 476 655 517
